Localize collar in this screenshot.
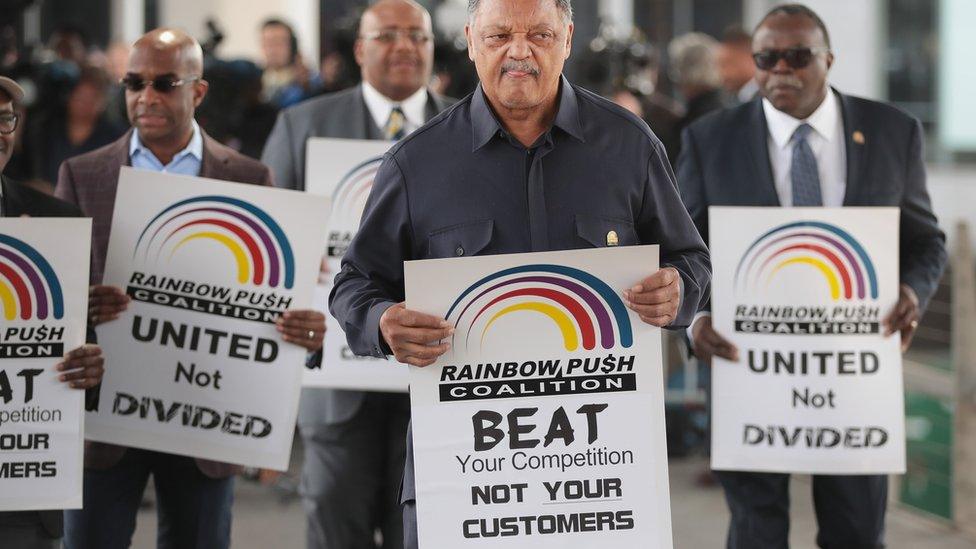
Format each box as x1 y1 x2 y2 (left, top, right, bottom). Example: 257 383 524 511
361 81 429 129
762 88 840 149
471 75 585 152
130 120 203 164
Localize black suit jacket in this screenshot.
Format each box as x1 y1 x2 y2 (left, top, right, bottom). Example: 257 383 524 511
0 176 83 539
677 91 947 312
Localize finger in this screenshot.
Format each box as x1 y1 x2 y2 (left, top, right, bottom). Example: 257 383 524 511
399 309 451 329
638 313 673 327
276 325 324 340
885 305 912 336
89 286 130 300
627 301 677 319
396 341 451 361
624 285 677 306
61 344 101 362
280 333 323 351
390 325 453 346
630 268 678 293
276 317 327 331
281 309 326 321
901 324 917 353
60 364 103 382
397 354 438 368
90 304 128 316
882 299 911 335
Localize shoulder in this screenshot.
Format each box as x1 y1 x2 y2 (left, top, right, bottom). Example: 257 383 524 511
280 87 361 121
4 177 81 217
685 100 755 138
388 93 474 158
841 93 919 133
206 138 272 183
572 85 668 153
61 133 129 174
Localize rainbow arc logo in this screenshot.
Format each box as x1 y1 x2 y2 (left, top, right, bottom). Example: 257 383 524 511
734 221 878 301
331 156 383 226
445 264 634 353
133 195 295 288
0 233 64 321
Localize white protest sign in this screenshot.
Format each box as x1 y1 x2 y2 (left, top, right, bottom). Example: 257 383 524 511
405 246 673 548
709 207 905 474
304 137 408 391
0 218 89 510
88 168 328 470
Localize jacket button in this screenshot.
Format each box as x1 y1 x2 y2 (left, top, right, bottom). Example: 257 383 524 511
455 246 464 256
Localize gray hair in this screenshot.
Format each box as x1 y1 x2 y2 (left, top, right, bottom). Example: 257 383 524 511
467 0 573 22
668 32 721 89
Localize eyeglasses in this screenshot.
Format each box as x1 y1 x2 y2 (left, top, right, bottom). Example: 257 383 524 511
120 75 200 93
360 29 433 45
0 112 18 135
752 47 830 70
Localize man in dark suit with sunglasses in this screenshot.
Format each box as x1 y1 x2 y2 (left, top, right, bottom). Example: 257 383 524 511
677 4 946 548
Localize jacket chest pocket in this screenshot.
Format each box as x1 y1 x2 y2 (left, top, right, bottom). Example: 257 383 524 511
427 219 494 259
575 214 639 248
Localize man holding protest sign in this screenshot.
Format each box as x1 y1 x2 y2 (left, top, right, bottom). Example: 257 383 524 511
0 75 105 549
677 4 947 548
53 30 325 549
262 2 454 546
330 0 710 547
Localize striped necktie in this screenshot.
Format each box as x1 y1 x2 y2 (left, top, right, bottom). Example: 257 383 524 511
790 123 823 206
384 106 407 141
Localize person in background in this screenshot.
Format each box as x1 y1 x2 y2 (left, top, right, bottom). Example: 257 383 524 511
0 74 106 549
717 26 759 104
260 18 323 109
30 65 124 185
669 32 728 144
263 2 453 546
678 5 946 547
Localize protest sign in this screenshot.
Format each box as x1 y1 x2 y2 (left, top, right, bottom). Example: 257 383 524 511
0 218 89 510
405 246 673 548
87 168 328 470
709 207 904 474
304 138 408 391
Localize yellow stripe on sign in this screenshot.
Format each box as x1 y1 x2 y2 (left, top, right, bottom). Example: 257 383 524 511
171 232 250 284
768 257 840 300
0 279 17 320
481 301 578 351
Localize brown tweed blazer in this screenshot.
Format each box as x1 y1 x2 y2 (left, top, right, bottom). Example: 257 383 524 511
55 128 274 478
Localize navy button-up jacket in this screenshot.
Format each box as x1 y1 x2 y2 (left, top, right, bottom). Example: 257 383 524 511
329 77 711 502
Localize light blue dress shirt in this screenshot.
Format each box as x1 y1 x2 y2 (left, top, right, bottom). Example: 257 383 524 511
129 121 203 176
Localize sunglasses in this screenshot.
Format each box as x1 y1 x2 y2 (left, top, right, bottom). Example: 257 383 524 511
752 47 829 70
120 75 200 93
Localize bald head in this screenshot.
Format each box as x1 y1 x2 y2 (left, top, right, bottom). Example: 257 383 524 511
132 28 204 76
359 0 431 35
124 28 209 163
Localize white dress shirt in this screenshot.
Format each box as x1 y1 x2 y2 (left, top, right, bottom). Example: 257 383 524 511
361 81 428 136
690 90 848 341
762 90 847 207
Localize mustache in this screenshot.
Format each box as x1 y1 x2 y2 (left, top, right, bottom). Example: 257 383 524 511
766 75 803 89
501 61 540 75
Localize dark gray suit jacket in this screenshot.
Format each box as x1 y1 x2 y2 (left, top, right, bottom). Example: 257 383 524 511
261 85 455 426
677 91 947 312
0 176 83 540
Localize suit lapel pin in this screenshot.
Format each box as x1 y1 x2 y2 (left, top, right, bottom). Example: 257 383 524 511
606 230 619 247
852 130 865 145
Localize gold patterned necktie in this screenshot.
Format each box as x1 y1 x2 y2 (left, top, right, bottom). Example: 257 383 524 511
384 106 406 141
